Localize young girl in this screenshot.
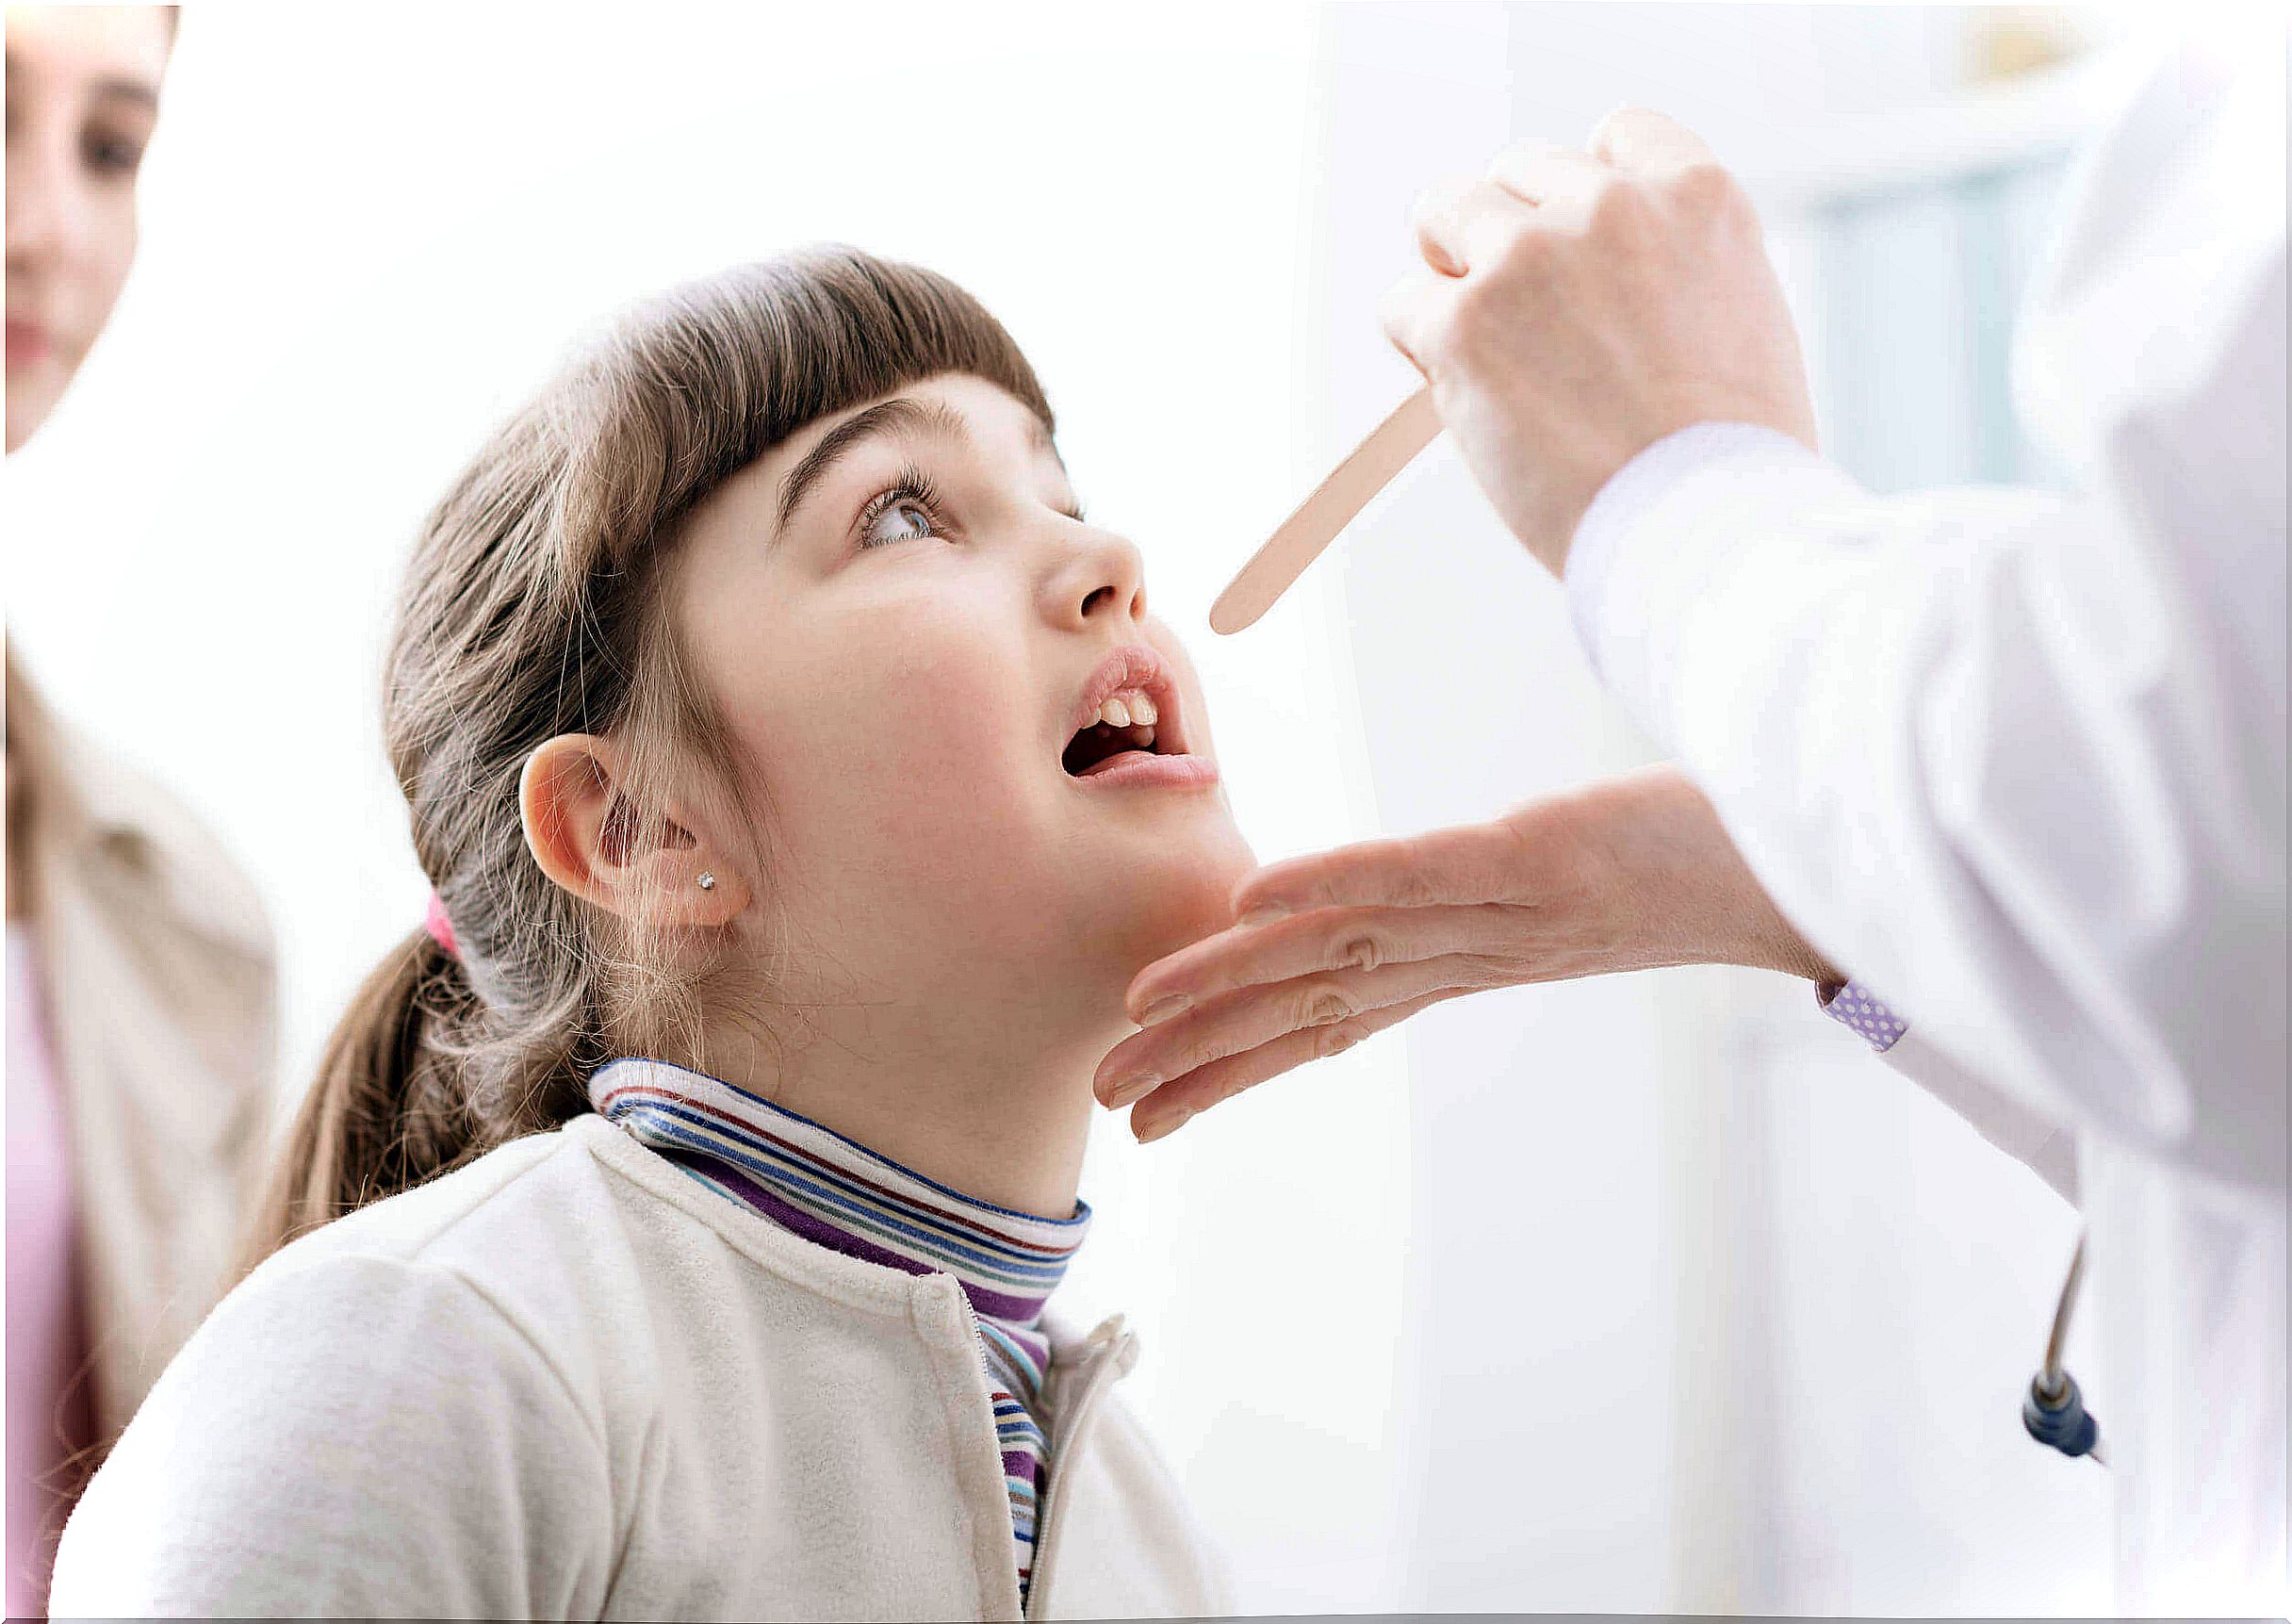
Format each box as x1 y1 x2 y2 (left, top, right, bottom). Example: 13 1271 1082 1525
47 248 1254 1618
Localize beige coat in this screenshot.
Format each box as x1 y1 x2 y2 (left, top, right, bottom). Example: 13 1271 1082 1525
8 659 275 1435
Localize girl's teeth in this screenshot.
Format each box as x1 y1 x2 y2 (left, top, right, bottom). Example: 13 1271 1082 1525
1094 691 1156 730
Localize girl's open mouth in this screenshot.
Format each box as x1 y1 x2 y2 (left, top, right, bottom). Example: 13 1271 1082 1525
1063 715 1165 776
1060 644 1219 789
1063 713 1218 788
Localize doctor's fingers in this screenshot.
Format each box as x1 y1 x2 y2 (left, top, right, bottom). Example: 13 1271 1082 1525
1409 176 1541 280
1409 179 1474 275
1125 990 1461 1144
1096 951 1512 1111
1588 105 1717 175
1232 813 1558 921
1482 138 1612 224
1379 268 1451 375
1387 181 1578 370
1123 901 1531 1025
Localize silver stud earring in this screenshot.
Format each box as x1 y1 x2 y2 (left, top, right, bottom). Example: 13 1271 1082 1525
696 872 717 892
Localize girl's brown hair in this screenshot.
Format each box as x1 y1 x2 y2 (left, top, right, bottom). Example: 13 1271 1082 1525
244 247 1052 1268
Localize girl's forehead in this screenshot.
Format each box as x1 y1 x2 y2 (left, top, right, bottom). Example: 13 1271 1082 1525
680 373 1064 553
767 376 1058 500
6 6 172 88
793 374 1053 462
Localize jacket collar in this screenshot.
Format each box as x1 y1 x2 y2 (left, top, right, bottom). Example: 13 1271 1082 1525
587 1058 1089 1329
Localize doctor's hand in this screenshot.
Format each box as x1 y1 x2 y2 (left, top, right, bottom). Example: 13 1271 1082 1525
1096 765 1838 1142
1382 108 1817 576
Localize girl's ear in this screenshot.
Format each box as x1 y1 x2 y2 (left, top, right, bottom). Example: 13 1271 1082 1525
519 734 751 926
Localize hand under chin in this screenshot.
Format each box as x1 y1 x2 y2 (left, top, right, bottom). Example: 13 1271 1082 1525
1088 830 1257 995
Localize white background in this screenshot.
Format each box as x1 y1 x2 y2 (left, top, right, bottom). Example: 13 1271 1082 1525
7 3 2156 1612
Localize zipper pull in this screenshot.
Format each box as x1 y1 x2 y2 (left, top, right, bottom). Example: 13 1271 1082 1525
1083 1313 1138 1375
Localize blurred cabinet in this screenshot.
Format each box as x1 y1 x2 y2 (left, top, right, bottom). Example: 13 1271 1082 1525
1806 154 2072 491
1755 46 2146 495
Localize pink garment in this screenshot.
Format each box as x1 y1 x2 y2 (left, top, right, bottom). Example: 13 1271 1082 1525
6 925 96 1618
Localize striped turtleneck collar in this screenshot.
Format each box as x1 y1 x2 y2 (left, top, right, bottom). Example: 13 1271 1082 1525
586 1058 1089 1603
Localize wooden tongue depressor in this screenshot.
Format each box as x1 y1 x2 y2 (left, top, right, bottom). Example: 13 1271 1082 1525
1209 385 1442 634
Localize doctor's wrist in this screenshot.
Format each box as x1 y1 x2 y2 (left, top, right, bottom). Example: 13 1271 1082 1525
1705 893 1839 984
1595 765 1841 986
1766 932 1842 986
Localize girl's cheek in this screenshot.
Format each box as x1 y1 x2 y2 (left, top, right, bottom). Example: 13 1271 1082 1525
863 627 1027 769
778 662 1028 823
729 597 1045 828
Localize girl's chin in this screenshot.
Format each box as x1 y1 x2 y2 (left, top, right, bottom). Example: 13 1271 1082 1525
1091 834 1257 965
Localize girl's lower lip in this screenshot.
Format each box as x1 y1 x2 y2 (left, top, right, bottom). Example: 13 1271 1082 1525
1072 750 1220 791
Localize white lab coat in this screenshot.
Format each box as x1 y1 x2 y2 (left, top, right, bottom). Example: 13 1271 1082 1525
1564 25 2286 1614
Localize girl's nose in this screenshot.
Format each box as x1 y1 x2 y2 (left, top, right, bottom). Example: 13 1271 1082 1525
1047 526 1148 631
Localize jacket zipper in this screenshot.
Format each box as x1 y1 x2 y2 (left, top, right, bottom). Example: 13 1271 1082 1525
949 1289 1131 1623
1022 1320 1130 1621
943 1288 1029 1621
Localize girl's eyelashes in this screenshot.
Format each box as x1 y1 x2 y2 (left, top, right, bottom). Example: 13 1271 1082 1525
849 468 1086 550
856 468 946 551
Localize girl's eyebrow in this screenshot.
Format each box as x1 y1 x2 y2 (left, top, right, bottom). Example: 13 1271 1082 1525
776 398 967 530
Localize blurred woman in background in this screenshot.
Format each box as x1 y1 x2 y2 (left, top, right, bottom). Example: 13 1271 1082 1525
5 6 273 1611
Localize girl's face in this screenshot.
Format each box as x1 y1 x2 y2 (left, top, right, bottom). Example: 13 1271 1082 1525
675 372 1255 1026
3 6 172 453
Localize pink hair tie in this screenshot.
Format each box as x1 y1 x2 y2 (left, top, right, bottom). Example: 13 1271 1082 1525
423 892 460 959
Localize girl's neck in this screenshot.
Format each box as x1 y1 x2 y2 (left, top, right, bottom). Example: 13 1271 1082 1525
696 999 1108 1219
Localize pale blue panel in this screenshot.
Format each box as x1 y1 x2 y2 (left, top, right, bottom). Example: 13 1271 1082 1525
1958 167 2026 484
1808 153 2072 495
1992 155 2077 489
1819 183 1984 492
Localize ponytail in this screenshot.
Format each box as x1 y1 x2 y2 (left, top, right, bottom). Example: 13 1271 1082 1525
239 931 486 1271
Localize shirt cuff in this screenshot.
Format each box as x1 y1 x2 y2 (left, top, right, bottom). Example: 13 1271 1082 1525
1817 977 1909 1054
1562 421 1849 685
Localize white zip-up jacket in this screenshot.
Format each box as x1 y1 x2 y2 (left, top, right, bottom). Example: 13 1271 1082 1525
48 1112 1230 1620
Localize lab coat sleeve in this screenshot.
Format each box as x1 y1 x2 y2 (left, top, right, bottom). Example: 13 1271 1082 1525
1562 36 2288 1200
1564 378 2286 1190
1877 1025 2080 1204
48 1252 616 1617
1811 976 2080 1202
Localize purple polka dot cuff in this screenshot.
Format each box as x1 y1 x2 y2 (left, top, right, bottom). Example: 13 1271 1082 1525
1818 977 1908 1053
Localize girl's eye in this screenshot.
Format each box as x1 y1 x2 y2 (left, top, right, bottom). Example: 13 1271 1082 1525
860 497 938 550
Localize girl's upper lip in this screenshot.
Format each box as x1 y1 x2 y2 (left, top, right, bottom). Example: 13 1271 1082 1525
1068 643 1187 757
